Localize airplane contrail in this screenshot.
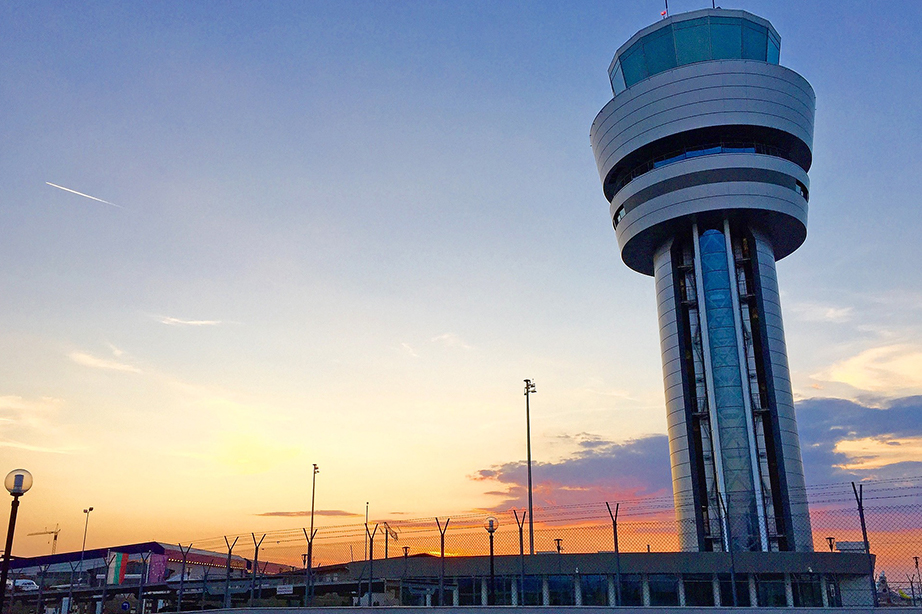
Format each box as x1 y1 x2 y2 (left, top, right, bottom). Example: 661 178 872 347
46 182 122 208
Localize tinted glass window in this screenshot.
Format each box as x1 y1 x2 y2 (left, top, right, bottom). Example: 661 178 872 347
643 25 677 74
792 574 823 607
756 574 787 607
611 15 780 94
719 574 751 607
710 16 742 59
742 22 768 60
767 32 780 64
611 61 626 94
619 575 644 606
674 18 710 64
620 43 647 87
580 575 608 606
648 574 679 606
684 575 715 606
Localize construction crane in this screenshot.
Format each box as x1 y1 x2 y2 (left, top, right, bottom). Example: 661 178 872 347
27 525 60 554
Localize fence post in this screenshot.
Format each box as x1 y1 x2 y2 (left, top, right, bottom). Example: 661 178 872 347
250 533 265 606
37 564 47 614
436 517 450 606
852 482 879 607
366 523 378 606
606 502 621 606
513 510 527 606
200 566 208 610
100 551 113 614
302 527 318 606
138 551 150 614
223 536 238 609
178 543 192 612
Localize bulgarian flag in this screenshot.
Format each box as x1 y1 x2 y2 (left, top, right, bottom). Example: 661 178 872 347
106 553 128 585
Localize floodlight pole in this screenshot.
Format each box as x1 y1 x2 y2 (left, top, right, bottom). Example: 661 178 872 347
524 379 536 555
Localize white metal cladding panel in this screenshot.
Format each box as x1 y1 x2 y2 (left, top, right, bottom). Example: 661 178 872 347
657 284 677 310
654 242 698 550
593 61 815 137
617 178 806 236
610 154 809 216
659 305 679 333
664 366 684 393
751 230 813 550
591 63 815 163
616 183 807 273
661 322 680 348
591 61 815 180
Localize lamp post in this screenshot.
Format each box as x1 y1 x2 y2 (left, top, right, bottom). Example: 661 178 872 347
524 379 536 555
0 469 33 613
484 516 498 605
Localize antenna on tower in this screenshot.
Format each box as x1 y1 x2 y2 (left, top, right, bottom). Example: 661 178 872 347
662 0 668 18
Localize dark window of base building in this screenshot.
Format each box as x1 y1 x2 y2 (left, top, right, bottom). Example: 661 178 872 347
684 574 715 606
457 577 478 606
521 576 542 606
792 574 824 607
719 573 751 607
580 575 608 606
491 577 514 606
547 575 574 605
620 574 644 606
649 574 680 606
757 573 788 607
400 585 430 607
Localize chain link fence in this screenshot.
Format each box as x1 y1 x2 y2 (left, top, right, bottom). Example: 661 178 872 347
182 477 921 605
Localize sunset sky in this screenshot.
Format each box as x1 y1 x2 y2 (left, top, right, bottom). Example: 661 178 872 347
2 0 922 559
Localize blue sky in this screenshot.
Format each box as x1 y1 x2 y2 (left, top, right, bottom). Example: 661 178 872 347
1 0 922 555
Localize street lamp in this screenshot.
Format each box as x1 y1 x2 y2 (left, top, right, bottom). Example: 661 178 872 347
0 469 33 613
524 379 536 555
484 516 499 605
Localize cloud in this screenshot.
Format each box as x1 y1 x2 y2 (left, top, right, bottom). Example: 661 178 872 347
156 316 224 327
787 301 853 323
400 342 418 357
431 333 472 350
813 344 922 394
471 396 922 507
256 509 361 518
68 351 141 373
796 395 922 484
0 395 80 454
472 433 671 510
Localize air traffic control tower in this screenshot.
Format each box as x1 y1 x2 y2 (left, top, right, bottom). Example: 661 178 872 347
591 10 814 553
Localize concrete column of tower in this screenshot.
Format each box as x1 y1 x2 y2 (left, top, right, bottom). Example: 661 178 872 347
590 9 815 552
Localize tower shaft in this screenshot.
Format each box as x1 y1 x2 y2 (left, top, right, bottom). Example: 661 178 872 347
590 9 816 552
